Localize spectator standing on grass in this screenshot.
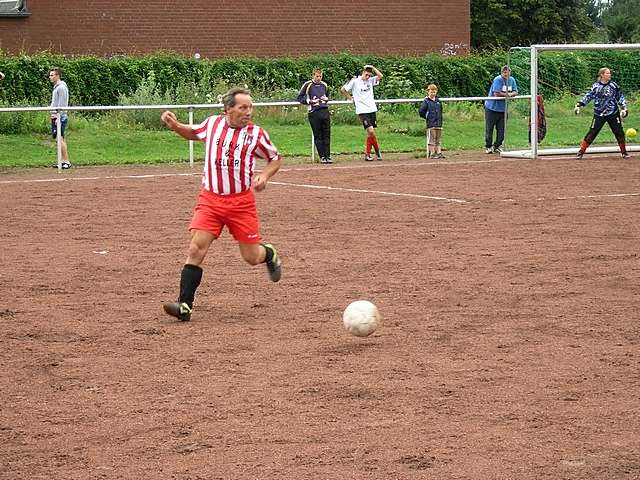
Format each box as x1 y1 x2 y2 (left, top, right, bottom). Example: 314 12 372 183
49 67 71 169
484 65 517 154
297 68 332 164
418 84 445 159
574 67 630 159
341 64 383 161
160 87 283 322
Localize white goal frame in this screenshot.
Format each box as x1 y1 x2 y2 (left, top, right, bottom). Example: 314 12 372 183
503 43 640 159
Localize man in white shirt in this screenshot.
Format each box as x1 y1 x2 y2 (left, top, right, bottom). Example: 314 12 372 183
49 67 71 169
341 65 384 161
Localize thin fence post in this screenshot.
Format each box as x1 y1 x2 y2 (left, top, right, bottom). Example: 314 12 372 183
56 111 62 172
188 107 194 168
530 46 539 159
310 131 315 163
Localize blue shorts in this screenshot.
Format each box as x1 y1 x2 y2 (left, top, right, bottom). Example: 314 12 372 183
51 118 68 138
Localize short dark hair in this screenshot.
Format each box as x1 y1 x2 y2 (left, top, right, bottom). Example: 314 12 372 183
50 67 62 77
501 65 511 73
222 87 251 110
364 66 374 73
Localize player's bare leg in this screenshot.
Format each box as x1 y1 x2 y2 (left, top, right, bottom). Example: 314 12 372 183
60 138 69 163
239 242 281 282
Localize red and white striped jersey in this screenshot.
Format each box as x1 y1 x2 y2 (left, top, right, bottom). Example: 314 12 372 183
193 115 279 195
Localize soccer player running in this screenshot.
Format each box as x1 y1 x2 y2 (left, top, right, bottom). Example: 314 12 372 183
341 65 384 161
160 87 282 322
574 67 630 159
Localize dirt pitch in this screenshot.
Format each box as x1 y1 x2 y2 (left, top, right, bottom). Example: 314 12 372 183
1 152 639 480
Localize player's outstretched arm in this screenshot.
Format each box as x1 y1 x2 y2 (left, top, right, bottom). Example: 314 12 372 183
577 85 595 110
619 90 628 117
161 110 199 141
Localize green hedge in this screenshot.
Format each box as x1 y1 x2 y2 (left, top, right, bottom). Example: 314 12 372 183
1 50 639 107
0 51 509 106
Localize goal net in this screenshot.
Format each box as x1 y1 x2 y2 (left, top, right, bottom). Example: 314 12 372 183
502 43 640 159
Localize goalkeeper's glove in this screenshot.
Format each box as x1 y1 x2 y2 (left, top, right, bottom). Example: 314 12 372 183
621 108 628 118
574 103 582 115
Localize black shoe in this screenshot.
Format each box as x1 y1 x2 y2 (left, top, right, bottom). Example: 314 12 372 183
263 243 282 282
319 157 328 164
325 157 333 164
163 302 192 322
492 146 502 154
622 152 631 159
365 155 373 161
52 162 72 169
576 151 584 159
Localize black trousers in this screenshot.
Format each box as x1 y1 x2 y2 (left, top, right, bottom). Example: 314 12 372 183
484 108 505 149
308 108 331 159
584 112 625 145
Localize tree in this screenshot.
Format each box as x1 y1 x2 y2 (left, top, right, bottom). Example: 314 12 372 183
586 0 605 27
601 0 640 42
471 0 595 50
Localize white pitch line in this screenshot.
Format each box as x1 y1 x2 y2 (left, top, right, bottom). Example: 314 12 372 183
551 192 640 201
0 172 199 185
271 181 468 203
278 158 505 173
1 159 638 204
0 157 506 185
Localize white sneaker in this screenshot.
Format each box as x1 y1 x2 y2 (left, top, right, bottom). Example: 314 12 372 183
485 148 493 154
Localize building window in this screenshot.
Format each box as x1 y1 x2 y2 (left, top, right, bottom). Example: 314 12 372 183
0 0 29 17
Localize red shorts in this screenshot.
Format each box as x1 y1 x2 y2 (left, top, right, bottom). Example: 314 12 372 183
190 189 262 244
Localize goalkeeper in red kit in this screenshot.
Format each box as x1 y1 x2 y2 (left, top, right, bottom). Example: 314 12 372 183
574 67 630 159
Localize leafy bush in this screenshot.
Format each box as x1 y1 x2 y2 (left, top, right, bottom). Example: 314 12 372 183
1 49 639 135
113 72 172 129
0 99 49 134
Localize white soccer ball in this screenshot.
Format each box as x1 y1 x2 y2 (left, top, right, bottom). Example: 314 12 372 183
194 52 201 60
343 300 380 337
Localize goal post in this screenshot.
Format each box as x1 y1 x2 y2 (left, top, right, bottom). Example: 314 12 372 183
502 43 640 159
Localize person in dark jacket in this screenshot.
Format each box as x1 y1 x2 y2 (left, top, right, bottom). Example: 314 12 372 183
418 84 444 159
297 68 332 164
574 67 630 159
